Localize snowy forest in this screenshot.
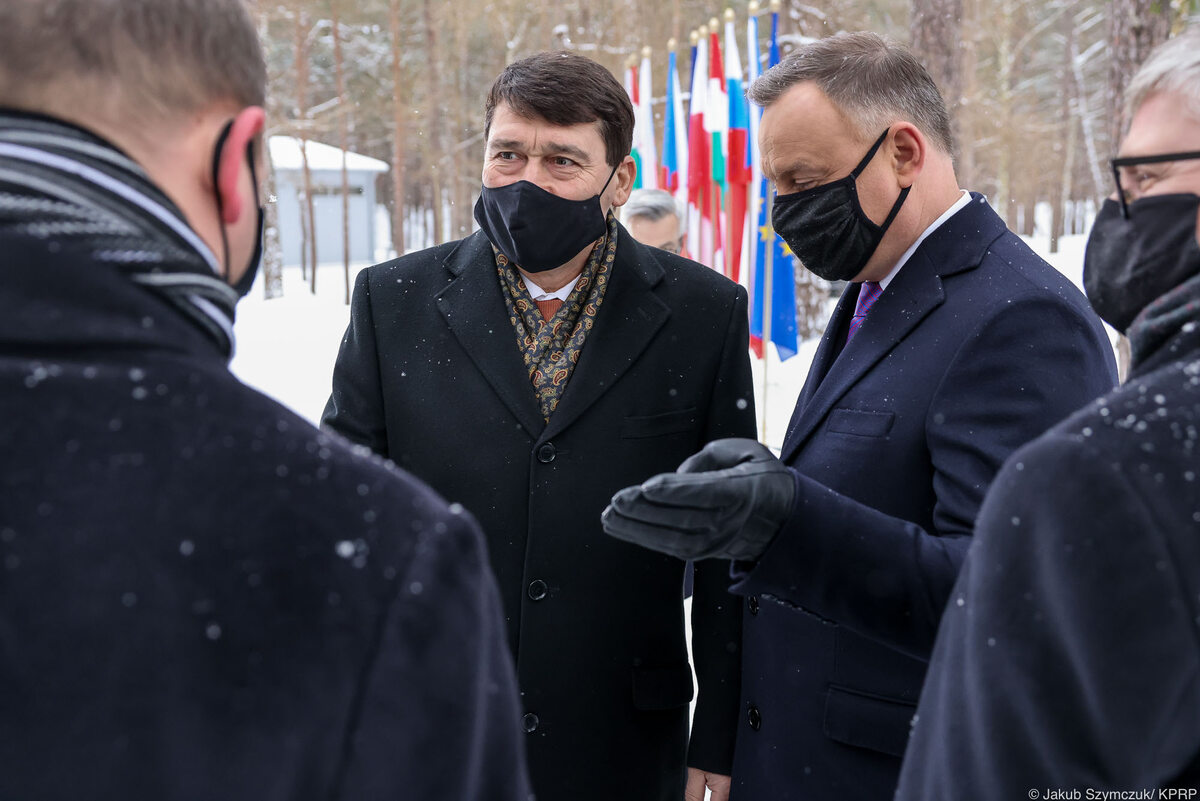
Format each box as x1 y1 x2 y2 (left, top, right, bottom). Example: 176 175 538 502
246 0 1198 305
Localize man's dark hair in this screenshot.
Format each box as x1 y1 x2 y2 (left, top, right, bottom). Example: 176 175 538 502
485 51 634 168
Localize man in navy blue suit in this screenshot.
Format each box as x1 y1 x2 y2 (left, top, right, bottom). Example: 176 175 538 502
604 32 1118 801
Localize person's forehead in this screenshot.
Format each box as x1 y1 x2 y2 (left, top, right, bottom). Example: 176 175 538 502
1120 91 1200 159
487 103 606 157
628 213 681 239
759 82 859 171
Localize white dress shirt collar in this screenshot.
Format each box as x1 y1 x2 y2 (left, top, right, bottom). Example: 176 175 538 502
877 190 972 291
521 273 581 302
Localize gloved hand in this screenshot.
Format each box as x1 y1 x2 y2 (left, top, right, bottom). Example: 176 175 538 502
602 438 795 561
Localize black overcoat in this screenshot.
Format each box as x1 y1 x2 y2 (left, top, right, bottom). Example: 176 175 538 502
0 235 530 800
323 226 756 800
896 304 1200 799
726 196 1119 800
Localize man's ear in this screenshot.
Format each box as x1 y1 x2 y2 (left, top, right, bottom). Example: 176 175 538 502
890 123 926 189
611 155 637 208
216 106 266 225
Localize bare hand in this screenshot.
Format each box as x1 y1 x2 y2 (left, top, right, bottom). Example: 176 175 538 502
685 767 732 801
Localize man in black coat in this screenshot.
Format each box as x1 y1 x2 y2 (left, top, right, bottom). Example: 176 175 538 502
896 27 1200 799
0 2 529 798
323 52 755 801
603 33 1118 800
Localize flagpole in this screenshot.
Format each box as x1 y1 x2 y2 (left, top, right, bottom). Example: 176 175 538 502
722 8 734 281
761 186 775 443
705 178 715 272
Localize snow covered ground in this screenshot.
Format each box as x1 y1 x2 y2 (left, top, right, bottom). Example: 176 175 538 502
231 231 1109 449
230 268 353 424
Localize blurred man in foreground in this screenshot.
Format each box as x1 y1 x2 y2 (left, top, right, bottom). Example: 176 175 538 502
896 26 1200 799
0 1 529 798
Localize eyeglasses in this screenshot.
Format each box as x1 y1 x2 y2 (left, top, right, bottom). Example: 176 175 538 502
1111 150 1200 218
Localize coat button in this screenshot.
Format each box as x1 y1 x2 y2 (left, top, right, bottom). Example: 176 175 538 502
523 712 539 733
748 704 762 731
748 595 759 615
536 443 556 463
528 579 548 601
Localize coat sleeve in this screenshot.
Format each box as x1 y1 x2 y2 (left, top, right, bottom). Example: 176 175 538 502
897 436 1200 800
687 284 756 774
731 293 1118 659
322 268 390 458
335 509 533 800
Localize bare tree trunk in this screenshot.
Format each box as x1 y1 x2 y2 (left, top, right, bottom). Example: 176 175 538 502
448 5 471 240
257 5 283 299
956 0 979 188
262 159 285 299
297 184 310 280
423 0 445 244
295 9 318 294
1050 13 1077 255
389 0 406 258
1072 31 1107 204
909 0 964 151
1021 186 1037 237
333 2 352 305
300 149 317 295
1107 0 1173 148
994 0 1016 228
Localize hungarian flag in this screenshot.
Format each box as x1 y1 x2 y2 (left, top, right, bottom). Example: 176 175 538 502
625 62 645 189
749 8 798 360
725 13 752 284
706 25 727 274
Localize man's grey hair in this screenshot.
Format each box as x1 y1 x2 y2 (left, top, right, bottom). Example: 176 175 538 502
623 188 687 233
747 32 954 155
1125 26 1200 122
0 0 266 127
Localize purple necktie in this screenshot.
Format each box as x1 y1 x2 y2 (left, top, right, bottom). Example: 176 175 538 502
846 281 883 343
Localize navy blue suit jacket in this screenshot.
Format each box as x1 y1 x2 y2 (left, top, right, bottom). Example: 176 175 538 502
727 195 1118 800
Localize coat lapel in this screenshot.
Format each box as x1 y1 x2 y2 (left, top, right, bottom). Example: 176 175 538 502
435 232 546 439
779 194 1006 463
542 226 670 442
781 286 857 445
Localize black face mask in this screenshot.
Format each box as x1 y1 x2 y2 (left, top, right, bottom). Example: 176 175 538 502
211 120 265 298
771 130 910 282
473 166 617 273
1083 194 1200 333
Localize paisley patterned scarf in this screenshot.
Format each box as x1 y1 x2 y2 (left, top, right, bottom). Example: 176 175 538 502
495 210 618 421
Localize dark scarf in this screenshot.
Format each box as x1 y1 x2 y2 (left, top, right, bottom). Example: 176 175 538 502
1128 271 1200 376
495 210 618 421
0 109 237 357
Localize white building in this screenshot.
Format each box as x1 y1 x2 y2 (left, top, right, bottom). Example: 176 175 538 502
269 136 389 267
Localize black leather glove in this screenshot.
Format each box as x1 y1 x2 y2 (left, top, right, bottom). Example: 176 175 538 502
602 438 795 561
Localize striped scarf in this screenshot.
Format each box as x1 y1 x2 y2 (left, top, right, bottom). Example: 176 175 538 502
495 210 618 421
0 109 238 356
